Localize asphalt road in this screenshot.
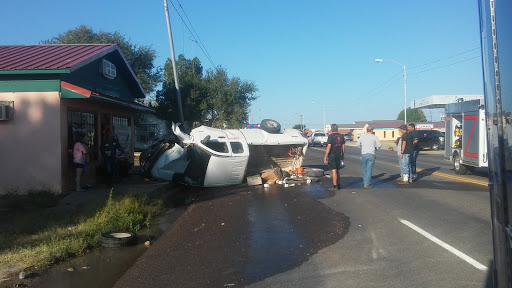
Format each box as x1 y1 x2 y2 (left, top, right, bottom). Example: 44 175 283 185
115 144 492 288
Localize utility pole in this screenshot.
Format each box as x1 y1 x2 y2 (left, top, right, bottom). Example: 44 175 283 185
300 114 304 132
164 0 186 130
323 105 326 131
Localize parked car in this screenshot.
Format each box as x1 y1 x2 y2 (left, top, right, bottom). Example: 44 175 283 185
309 132 328 147
417 130 445 150
343 133 353 142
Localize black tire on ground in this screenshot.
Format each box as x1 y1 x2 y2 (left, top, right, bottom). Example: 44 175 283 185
305 168 324 177
453 153 467 175
431 142 440 150
99 231 138 248
260 119 281 134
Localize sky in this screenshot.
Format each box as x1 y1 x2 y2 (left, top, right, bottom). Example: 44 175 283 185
0 0 483 129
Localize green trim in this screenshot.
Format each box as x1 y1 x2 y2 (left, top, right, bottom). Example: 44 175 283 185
0 69 70 75
0 80 61 92
61 88 89 99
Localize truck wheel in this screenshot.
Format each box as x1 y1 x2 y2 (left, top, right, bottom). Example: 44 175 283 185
453 153 467 175
260 119 281 134
431 143 440 150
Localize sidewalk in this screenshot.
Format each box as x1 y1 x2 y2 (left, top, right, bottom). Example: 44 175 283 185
47 173 171 214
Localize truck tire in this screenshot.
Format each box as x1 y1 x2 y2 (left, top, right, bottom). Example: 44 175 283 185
431 142 440 150
260 119 281 134
453 153 467 175
99 231 138 248
305 168 324 177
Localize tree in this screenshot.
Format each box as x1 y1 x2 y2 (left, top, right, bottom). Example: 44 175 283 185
156 55 206 125
156 55 258 129
293 124 306 130
43 25 162 96
397 108 427 122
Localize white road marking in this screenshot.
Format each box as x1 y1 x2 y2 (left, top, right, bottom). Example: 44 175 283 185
398 218 488 271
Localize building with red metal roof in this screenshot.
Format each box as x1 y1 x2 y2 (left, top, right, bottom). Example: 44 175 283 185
0 44 153 194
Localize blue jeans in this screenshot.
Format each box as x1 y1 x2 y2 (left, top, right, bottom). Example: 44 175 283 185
398 155 405 177
410 150 419 175
361 153 376 187
401 154 412 182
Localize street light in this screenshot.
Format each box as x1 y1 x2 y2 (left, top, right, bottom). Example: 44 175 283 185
375 58 407 124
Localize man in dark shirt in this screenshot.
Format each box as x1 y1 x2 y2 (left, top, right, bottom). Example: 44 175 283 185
324 124 345 190
408 123 421 181
399 124 413 184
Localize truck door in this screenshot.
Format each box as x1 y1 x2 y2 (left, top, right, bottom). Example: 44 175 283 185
461 112 480 166
202 129 250 187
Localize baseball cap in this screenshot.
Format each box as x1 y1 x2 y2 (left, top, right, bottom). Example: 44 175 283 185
398 124 407 130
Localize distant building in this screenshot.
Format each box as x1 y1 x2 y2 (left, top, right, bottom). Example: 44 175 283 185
369 120 445 141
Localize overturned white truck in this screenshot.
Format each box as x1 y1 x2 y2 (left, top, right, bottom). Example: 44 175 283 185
140 120 308 187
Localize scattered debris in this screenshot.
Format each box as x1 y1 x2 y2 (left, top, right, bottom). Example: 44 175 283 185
144 241 151 247
224 284 235 287
194 224 205 232
18 272 25 280
67 268 74 272
81 266 90 270
247 175 262 186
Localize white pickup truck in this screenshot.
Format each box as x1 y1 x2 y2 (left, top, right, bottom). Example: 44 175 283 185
309 132 328 147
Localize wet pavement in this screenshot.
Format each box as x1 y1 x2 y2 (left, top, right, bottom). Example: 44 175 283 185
33 207 185 288
2 145 492 288
113 182 350 288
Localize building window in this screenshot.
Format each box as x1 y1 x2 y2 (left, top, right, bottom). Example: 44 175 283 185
384 131 386 138
137 124 158 142
113 117 128 126
68 111 96 159
392 131 395 138
113 117 130 152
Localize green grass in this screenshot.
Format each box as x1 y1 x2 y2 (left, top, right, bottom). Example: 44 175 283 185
0 189 164 271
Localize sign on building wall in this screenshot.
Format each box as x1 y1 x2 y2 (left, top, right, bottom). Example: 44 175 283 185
416 123 434 130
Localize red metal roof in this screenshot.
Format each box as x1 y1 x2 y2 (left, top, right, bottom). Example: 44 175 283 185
0 44 116 71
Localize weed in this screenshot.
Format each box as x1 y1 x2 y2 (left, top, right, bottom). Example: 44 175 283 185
0 189 164 271
0 267 9 284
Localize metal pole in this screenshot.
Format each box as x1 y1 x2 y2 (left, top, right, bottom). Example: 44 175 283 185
164 0 186 127
403 65 407 124
323 105 325 131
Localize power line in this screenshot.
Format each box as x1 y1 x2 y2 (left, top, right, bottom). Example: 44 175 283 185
408 55 481 76
367 70 403 97
408 47 480 70
174 0 216 67
167 0 216 68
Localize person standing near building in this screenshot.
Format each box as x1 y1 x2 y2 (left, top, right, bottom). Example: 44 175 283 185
408 123 420 181
324 124 345 191
399 124 413 184
73 134 88 192
101 132 124 187
356 126 381 188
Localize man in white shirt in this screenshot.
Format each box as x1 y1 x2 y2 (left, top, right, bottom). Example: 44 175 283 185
356 126 381 188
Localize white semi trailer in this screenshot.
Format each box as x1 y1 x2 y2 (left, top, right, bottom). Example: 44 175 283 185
444 99 488 174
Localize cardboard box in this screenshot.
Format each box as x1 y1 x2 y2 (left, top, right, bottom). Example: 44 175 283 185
261 168 283 184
